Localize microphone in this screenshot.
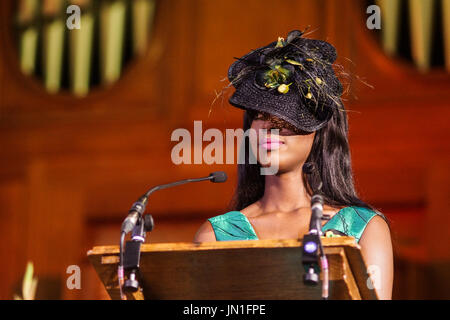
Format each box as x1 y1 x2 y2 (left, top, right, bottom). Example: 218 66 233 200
302 193 330 299
209 171 227 183
121 171 228 234
309 194 324 233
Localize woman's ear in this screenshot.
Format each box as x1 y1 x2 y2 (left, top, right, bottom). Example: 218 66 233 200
302 162 316 174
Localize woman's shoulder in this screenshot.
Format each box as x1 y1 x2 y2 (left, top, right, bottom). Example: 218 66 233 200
193 219 216 243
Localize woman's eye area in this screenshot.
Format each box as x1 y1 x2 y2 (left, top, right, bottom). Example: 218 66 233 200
253 112 265 120
248 110 309 135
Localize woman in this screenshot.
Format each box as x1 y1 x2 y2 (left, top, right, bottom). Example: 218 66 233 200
194 30 393 299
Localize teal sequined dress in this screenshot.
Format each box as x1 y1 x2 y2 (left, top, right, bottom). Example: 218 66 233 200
208 206 377 243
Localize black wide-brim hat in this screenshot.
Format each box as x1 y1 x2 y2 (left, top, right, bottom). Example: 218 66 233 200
228 30 343 132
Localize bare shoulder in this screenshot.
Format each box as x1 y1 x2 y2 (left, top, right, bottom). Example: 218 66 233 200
359 214 394 300
193 220 216 243
361 215 391 244
359 214 392 254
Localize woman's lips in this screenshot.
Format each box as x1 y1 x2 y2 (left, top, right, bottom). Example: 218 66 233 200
260 138 284 150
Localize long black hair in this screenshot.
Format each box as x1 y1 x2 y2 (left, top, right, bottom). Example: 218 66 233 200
228 107 374 212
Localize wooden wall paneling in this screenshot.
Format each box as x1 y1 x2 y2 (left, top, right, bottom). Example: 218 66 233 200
0 180 28 299
323 0 354 68
421 159 450 298
24 159 85 299
348 100 450 206
425 159 450 261
154 0 198 127
194 0 324 102
0 111 240 219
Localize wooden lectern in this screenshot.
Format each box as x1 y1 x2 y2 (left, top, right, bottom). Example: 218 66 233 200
88 236 378 300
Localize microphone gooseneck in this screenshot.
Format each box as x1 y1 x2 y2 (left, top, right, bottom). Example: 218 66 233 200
309 194 324 232
120 171 227 234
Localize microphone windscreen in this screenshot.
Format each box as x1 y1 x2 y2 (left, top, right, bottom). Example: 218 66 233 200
209 171 227 183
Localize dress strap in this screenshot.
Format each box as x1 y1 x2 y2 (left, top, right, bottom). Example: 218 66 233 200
322 206 378 243
208 211 258 241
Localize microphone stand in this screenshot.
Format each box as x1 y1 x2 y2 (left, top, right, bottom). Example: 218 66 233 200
121 215 154 297
301 194 331 299
118 172 227 299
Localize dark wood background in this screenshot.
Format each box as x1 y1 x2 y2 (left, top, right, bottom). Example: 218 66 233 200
1 0 449 299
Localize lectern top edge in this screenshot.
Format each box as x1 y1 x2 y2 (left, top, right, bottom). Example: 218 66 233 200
88 236 358 257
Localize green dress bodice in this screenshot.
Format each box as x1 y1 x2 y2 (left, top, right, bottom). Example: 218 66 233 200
207 206 377 243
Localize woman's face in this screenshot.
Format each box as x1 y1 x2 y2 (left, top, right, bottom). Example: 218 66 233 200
249 111 315 174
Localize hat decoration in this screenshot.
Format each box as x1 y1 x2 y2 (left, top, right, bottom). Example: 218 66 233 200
227 29 344 132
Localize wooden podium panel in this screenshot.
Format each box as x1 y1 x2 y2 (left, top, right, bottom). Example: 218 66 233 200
88 237 378 300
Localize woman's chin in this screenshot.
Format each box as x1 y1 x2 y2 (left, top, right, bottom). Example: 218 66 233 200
258 159 295 175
